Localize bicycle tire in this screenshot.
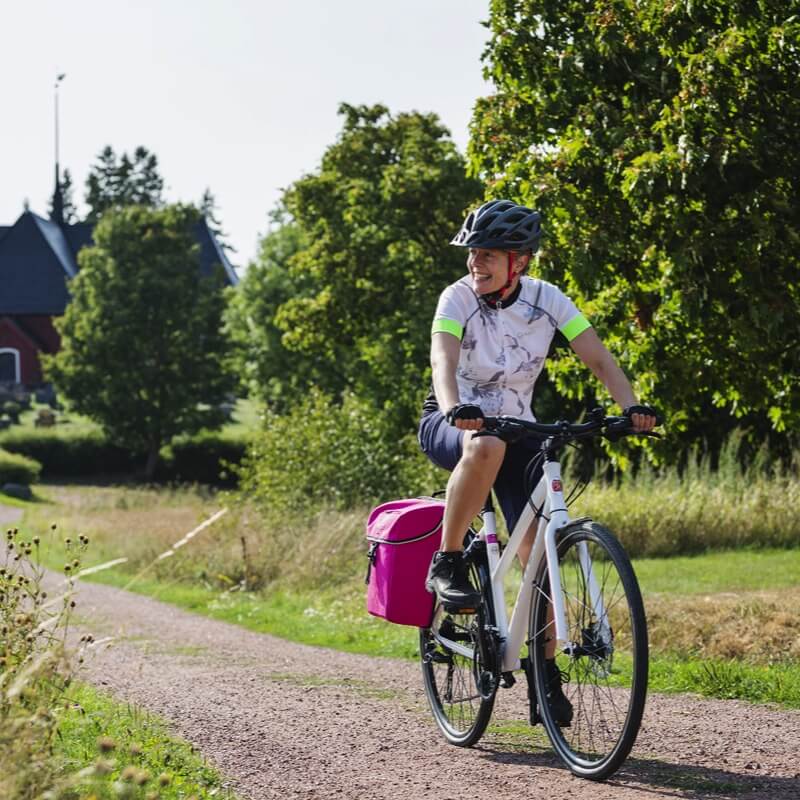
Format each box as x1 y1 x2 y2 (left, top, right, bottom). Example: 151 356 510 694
420 550 498 747
529 520 648 779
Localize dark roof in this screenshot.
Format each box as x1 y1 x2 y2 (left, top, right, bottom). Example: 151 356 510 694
0 212 75 314
194 218 239 285
62 222 94 257
0 210 238 316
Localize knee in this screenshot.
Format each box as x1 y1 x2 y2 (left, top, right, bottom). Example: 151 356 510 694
462 435 505 469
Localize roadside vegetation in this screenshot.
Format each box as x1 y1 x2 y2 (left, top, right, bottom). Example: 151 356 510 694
10 435 800 710
0 522 238 799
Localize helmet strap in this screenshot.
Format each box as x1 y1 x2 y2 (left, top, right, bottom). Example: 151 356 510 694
483 251 518 308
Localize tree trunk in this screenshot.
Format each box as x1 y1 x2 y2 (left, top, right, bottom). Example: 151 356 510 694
144 445 160 482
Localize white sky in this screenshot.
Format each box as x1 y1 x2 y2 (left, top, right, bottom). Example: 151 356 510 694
1 1 493 270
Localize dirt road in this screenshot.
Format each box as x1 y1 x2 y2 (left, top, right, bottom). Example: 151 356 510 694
71 578 800 800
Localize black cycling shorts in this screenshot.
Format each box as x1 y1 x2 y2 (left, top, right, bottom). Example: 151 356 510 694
418 409 544 534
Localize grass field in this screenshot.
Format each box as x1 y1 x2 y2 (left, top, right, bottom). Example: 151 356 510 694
11 482 800 709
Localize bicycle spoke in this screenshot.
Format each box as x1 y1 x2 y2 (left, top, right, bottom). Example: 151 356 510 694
530 522 648 779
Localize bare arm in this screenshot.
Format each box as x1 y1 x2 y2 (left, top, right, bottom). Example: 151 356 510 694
569 327 637 409
569 327 656 432
430 332 462 413
430 332 484 430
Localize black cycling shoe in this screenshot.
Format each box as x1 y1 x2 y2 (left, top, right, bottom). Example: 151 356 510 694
425 551 481 614
545 659 574 727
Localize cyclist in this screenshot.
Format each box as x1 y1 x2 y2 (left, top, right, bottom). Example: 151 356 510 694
419 199 657 724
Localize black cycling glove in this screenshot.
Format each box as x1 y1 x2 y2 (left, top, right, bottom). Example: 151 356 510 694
445 403 484 426
623 404 663 425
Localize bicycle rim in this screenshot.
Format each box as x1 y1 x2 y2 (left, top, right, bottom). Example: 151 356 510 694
420 560 497 747
530 521 648 779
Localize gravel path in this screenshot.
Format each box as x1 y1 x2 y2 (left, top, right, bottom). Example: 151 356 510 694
0 503 23 526
70 578 800 800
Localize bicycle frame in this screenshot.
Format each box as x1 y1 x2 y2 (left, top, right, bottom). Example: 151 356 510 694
434 452 609 673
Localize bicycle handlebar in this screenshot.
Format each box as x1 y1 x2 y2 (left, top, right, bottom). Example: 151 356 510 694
481 408 663 442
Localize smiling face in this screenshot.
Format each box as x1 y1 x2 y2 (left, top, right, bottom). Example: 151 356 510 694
467 248 527 296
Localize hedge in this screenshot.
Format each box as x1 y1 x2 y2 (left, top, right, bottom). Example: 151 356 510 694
0 448 42 486
160 434 247 486
0 430 137 477
0 429 246 485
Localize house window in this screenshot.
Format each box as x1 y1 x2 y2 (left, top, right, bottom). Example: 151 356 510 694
0 348 21 383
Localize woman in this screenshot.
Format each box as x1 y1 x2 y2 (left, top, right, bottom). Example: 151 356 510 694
418 200 657 721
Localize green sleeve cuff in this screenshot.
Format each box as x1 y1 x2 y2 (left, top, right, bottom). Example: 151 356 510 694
432 318 464 340
560 313 592 341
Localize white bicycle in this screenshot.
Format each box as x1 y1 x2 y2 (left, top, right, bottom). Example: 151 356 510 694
420 410 654 780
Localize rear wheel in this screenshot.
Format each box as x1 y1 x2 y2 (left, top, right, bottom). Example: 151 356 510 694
529 521 648 779
420 554 498 746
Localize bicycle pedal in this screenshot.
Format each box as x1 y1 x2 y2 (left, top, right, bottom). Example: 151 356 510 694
429 650 452 664
441 602 477 614
500 671 516 689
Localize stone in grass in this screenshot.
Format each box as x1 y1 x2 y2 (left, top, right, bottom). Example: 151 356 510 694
1 483 32 501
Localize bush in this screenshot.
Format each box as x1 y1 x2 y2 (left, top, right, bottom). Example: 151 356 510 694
0 430 136 476
238 389 447 514
1 402 21 424
161 432 247 486
0 448 41 486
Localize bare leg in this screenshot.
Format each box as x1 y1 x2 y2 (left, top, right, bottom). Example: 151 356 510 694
440 433 505 552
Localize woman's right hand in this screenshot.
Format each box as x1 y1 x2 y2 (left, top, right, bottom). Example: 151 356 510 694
445 403 485 430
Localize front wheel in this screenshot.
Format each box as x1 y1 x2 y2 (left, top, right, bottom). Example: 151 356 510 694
420 555 498 747
529 520 648 780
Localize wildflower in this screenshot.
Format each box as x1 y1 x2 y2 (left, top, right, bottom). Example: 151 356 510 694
97 736 117 752
135 770 151 785
158 772 171 786
129 743 143 756
94 758 114 775
120 765 138 782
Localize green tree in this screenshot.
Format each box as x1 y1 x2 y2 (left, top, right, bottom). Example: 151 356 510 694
224 211 343 408
45 204 233 479
200 188 235 254
48 168 78 224
470 0 800 459
84 145 164 223
276 103 482 428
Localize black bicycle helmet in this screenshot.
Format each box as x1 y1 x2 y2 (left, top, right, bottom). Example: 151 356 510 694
450 200 542 252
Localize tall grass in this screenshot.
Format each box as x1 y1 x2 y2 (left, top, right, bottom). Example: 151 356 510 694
568 433 800 557
0 520 237 799
1 525 76 798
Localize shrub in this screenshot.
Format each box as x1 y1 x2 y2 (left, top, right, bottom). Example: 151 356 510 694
0 448 41 486
161 432 247 486
1 402 21 424
238 389 446 514
0 430 136 476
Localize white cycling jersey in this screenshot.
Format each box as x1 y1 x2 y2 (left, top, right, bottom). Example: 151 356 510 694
431 275 591 420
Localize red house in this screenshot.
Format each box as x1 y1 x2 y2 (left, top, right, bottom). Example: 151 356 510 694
0 197 237 388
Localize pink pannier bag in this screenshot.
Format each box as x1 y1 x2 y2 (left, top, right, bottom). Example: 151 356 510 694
365 497 445 627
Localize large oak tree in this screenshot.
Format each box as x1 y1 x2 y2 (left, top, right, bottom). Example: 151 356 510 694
470 0 800 459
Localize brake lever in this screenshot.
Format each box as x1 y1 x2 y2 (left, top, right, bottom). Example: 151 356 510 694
605 427 663 442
